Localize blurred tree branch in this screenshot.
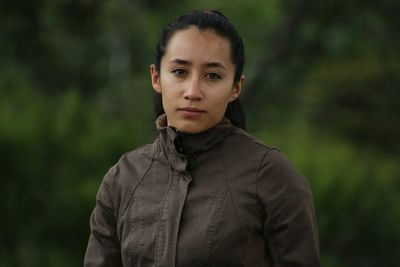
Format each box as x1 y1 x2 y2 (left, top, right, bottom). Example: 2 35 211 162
242 0 308 106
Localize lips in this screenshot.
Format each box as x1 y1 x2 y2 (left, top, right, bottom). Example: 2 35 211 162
178 107 206 118
179 107 205 113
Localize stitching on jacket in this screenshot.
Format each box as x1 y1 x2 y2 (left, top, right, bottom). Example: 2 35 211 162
120 142 158 221
255 148 282 267
205 186 228 267
195 207 208 266
220 149 248 255
230 127 279 152
127 195 137 259
154 160 175 267
115 143 158 265
102 164 122 266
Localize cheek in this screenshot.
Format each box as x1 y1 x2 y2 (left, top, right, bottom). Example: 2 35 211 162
161 92 174 111
159 82 181 113
210 87 235 106
159 78 174 98
207 93 233 118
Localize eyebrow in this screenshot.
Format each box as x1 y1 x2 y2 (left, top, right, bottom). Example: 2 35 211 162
206 62 226 69
169 58 226 69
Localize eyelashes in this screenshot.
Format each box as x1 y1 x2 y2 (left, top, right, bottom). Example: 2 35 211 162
171 68 186 76
171 69 222 80
205 73 221 80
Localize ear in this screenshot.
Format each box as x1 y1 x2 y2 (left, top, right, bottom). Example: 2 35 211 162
230 75 245 102
150 64 161 93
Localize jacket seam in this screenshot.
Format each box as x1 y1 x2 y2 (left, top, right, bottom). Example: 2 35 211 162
116 145 158 264
205 186 228 267
230 128 276 151
127 195 137 260
119 145 158 221
105 164 121 266
220 149 249 257
154 161 176 266
255 148 283 267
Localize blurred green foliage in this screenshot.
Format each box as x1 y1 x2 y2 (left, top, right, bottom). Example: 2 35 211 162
1 0 399 266
260 124 400 267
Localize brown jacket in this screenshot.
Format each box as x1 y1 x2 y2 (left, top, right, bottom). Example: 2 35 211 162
84 115 320 267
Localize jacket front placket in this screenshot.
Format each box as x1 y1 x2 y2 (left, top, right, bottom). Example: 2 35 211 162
155 131 192 267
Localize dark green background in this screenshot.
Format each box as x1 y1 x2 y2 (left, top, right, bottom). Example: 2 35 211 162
1 0 399 266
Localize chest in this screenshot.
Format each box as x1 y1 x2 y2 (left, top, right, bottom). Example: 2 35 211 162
117 154 267 267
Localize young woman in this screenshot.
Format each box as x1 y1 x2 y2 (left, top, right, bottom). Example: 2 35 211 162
85 10 320 267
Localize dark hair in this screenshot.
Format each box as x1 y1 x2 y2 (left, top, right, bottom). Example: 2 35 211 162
153 9 246 129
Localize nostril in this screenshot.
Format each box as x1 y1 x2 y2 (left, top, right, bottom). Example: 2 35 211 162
183 85 202 100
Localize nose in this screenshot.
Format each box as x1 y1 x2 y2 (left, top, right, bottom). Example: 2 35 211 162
183 75 203 101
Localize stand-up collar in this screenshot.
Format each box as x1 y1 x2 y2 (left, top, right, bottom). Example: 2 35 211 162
156 114 233 158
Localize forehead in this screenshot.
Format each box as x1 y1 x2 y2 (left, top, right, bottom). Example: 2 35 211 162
163 26 232 66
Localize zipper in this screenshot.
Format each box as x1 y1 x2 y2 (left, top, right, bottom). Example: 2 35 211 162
173 128 184 154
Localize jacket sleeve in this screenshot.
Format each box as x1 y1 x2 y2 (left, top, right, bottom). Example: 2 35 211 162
84 165 123 267
257 149 320 267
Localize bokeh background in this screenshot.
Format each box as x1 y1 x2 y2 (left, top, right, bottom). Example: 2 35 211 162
1 0 399 266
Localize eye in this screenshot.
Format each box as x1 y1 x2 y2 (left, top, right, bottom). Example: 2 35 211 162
172 68 186 77
205 73 221 80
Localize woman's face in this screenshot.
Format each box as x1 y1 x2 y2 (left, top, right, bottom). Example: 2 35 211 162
151 26 244 134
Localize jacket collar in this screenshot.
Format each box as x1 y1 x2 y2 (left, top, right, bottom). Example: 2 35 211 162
156 114 233 158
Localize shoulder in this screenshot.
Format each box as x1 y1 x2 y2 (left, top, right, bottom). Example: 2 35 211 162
225 126 274 153
226 127 310 195
98 140 159 216
115 140 159 184
227 127 298 172
118 142 157 169
219 127 278 176
101 139 158 195
256 147 312 201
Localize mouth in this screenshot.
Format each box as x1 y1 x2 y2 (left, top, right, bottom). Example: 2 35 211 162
178 107 206 118
178 107 206 113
